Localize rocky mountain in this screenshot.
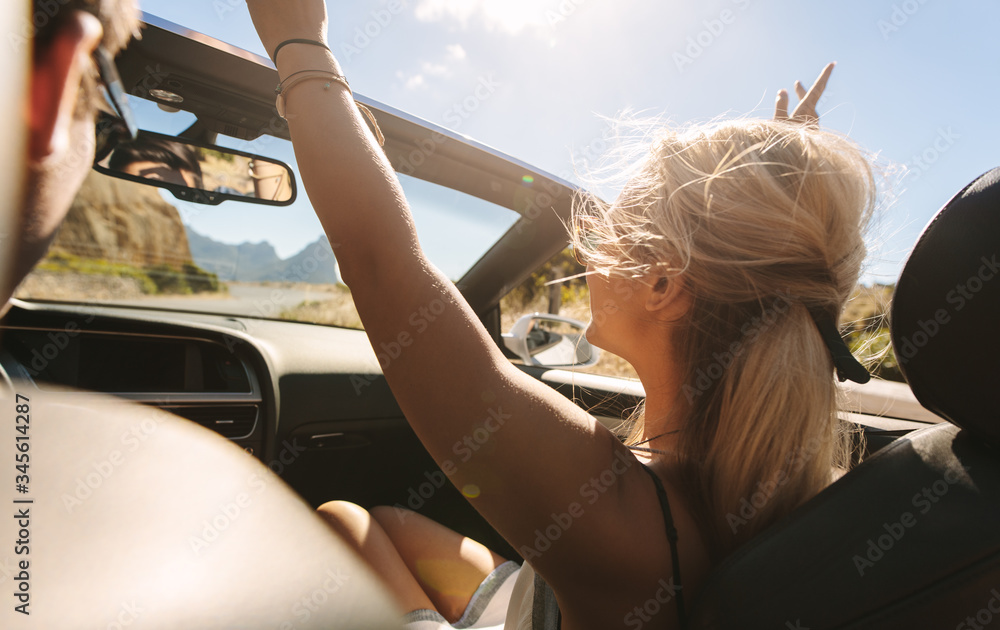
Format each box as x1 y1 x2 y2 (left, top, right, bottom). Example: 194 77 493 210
46 169 338 285
51 171 193 266
185 226 340 285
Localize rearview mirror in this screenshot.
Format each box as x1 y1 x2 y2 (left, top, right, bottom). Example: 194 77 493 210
93 125 297 206
502 314 600 370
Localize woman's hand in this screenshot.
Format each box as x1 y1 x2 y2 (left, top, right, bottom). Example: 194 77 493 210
245 0 329 60
773 62 835 127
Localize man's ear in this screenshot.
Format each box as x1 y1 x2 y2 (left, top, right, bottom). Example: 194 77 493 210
29 11 103 161
645 274 691 320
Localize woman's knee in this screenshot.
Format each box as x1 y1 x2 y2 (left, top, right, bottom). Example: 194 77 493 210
316 500 372 539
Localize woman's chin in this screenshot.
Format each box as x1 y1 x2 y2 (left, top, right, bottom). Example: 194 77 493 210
584 325 604 350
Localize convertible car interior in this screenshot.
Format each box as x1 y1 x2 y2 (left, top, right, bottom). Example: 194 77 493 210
1 13 995 629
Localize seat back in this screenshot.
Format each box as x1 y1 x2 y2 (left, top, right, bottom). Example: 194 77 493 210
0 391 401 629
688 168 1000 629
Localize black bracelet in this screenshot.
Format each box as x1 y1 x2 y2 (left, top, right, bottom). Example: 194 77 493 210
272 38 331 65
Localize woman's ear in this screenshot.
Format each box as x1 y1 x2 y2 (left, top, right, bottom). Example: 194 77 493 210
645 274 691 320
29 11 103 161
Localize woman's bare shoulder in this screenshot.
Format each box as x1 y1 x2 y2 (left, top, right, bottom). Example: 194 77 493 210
551 452 714 628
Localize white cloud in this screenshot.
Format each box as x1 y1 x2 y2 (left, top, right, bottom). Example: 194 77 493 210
397 70 427 90
414 0 550 36
446 43 467 60
421 62 451 77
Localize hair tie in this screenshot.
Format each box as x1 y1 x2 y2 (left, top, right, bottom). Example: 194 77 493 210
808 308 870 384
272 39 331 65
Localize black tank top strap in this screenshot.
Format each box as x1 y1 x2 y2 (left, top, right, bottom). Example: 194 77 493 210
639 462 687 628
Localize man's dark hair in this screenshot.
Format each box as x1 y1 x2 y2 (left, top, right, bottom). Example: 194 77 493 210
32 0 141 115
108 135 205 188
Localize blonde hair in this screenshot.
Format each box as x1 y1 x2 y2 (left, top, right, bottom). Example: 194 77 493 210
572 118 875 559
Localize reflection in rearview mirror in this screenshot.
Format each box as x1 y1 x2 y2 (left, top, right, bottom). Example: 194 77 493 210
94 129 296 206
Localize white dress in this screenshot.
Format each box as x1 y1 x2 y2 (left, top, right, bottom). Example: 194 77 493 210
401 561 524 630
400 560 563 630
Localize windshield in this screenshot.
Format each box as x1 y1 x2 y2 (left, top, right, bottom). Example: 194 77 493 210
15 97 519 329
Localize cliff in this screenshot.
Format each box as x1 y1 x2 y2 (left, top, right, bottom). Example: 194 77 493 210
50 171 193 267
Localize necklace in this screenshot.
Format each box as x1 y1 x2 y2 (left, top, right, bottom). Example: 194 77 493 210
627 428 681 455
632 428 680 445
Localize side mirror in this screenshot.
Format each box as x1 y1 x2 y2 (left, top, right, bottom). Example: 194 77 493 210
502 314 600 370
93 120 296 206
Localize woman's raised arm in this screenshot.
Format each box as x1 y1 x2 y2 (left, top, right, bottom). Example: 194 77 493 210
244 0 669 596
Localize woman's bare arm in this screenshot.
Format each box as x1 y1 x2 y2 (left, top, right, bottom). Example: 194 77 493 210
245 0 666 593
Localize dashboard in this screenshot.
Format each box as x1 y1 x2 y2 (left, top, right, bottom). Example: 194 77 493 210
0 299 403 466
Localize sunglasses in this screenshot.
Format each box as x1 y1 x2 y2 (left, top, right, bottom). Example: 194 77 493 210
92 46 138 164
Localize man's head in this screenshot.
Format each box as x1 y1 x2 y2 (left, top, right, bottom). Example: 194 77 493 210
6 0 140 306
32 0 140 121
109 135 205 189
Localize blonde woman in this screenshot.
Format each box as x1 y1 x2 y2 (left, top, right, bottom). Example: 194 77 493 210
246 3 874 628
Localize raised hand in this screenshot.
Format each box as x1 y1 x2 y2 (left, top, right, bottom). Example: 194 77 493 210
773 62 835 127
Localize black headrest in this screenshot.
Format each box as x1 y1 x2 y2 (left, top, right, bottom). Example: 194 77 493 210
891 167 1000 449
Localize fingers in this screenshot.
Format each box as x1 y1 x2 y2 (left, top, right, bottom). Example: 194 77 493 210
774 62 835 125
800 62 835 109
774 89 789 120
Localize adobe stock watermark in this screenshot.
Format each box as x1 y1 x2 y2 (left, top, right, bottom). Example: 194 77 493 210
9 0 72 53
394 74 500 176
128 64 172 101
877 0 933 41
20 309 99 378
682 289 793 403
391 401 512 519
901 127 959 185
220 239 340 354
851 464 971 576
624 577 680 629
51 67 174 181
586 278 636 328
281 568 350 629
61 411 165 513
544 0 595 30
673 0 753 73
956 587 1000 630
726 433 827 533
894 254 998 365
517 449 635 561
188 439 307 555
339 1 408 62
105 600 144 630
350 296 449 394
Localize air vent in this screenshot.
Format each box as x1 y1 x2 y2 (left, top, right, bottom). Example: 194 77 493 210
159 404 259 439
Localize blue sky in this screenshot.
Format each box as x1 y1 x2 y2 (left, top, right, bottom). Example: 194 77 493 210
140 0 1000 284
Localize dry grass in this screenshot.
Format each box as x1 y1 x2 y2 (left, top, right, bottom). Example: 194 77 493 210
842 284 894 332
279 285 363 329
14 270 147 301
